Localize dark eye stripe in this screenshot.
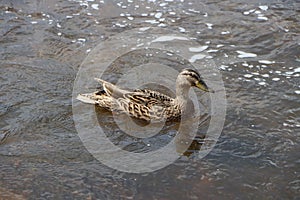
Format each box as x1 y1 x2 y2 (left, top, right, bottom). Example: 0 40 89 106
185 69 200 75
181 72 200 80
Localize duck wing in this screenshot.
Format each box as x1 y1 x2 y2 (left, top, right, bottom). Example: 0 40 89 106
123 89 173 107
116 89 176 121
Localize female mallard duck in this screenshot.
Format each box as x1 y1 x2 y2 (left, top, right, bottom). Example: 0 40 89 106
77 69 211 121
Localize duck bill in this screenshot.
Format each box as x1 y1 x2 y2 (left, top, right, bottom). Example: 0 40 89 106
196 81 210 92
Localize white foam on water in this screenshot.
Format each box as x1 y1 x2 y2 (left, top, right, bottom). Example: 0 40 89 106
179 27 186 33
255 10 261 14
285 71 294 76
257 16 268 20
189 46 208 52
272 78 280 81
295 90 300 94
188 9 201 13
155 12 163 19
79 1 88 7
259 5 268 11
151 36 189 43
159 3 168 6
145 20 159 24
91 4 99 10
221 31 230 35
258 82 266 85
294 67 300 73
206 23 213 29
236 50 257 58
158 23 167 27
258 60 275 64
139 27 150 31
244 74 253 78
115 23 127 28
219 65 229 70
242 62 249 67
243 9 256 15
78 38 86 42
207 49 218 53
189 54 206 63
261 74 269 78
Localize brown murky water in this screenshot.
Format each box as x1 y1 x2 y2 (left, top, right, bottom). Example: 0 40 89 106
0 0 299 199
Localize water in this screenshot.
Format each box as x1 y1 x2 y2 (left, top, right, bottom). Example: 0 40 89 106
1 0 299 199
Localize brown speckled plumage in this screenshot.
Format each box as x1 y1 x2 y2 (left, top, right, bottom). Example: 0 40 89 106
77 69 210 121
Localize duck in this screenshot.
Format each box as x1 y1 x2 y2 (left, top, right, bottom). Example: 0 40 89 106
76 68 212 121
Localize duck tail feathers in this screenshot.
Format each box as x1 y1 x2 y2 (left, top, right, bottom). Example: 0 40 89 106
76 93 98 104
94 78 128 98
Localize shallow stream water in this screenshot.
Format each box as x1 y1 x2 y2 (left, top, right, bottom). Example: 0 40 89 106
0 0 299 199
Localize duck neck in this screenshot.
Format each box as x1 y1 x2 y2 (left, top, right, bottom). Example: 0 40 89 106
175 83 190 108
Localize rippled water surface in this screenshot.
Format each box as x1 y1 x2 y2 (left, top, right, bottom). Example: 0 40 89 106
0 0 299 199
